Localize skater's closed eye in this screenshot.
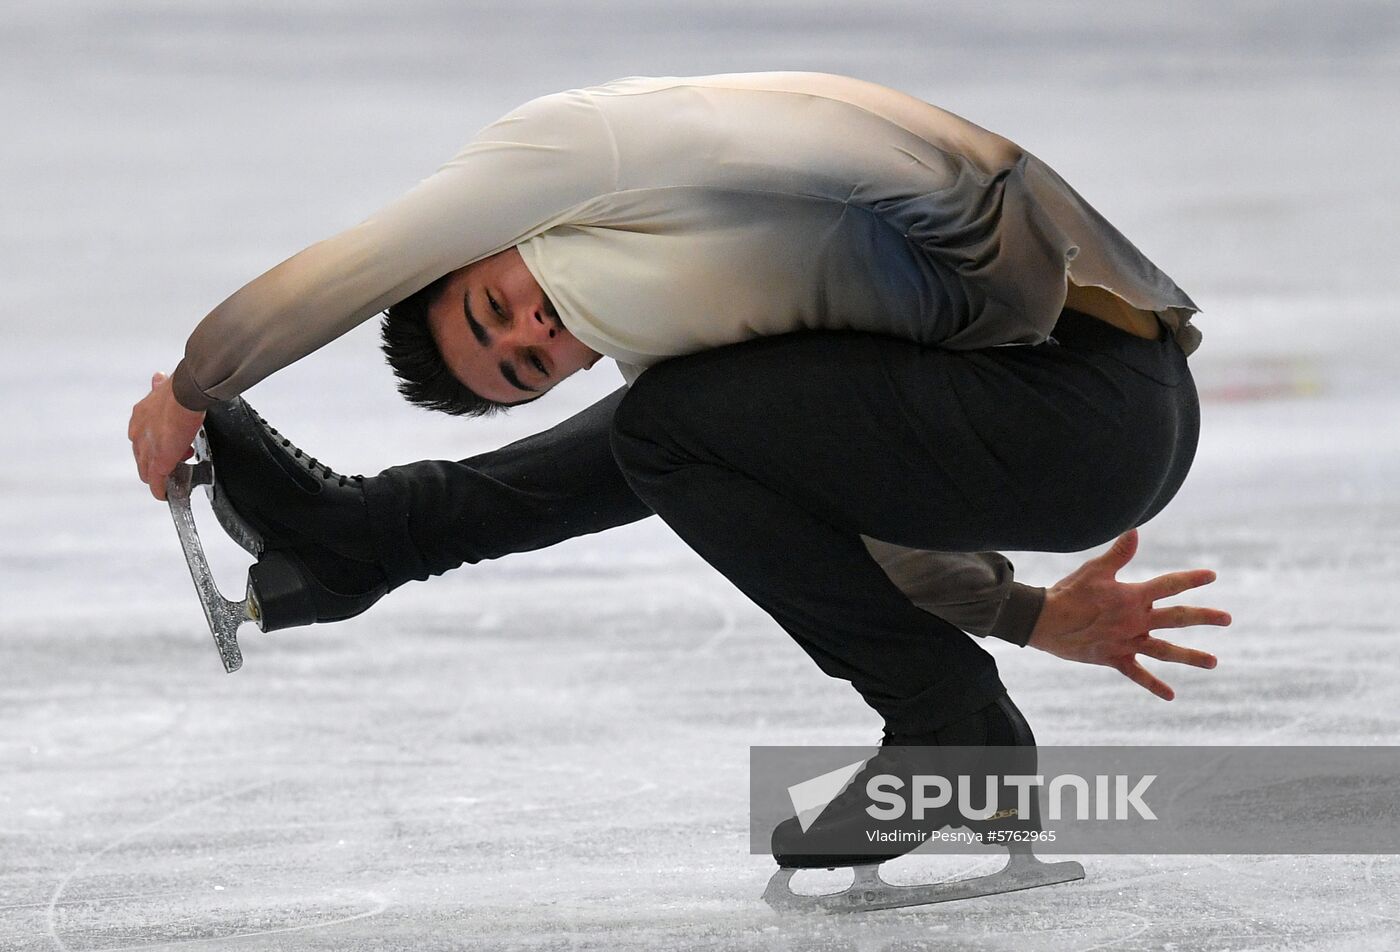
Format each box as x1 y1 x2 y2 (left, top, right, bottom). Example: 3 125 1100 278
500 362 538 393
463 290 490 348
462 289 518 350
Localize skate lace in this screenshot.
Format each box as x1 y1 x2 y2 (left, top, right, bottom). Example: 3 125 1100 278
257 414 364 487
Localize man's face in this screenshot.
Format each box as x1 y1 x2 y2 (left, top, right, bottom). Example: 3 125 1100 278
427 248 601 404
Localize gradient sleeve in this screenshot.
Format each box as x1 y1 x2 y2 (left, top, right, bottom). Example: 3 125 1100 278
862 538 1046 647
172 89 617 410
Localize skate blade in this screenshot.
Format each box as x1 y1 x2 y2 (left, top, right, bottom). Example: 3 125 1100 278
763 851 1085 914
167 457 256 673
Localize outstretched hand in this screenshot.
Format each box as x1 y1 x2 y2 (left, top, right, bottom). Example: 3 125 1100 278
1027 529 1231 700
128 371 205 502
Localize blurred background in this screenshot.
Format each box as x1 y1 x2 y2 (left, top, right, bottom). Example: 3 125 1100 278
3 2 1400 948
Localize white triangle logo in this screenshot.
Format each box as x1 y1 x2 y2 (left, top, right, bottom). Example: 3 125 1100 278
787 760 866 832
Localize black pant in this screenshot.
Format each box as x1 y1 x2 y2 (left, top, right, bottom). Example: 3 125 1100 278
367 309 1199 734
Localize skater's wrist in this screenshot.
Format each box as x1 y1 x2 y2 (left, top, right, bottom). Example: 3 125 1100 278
991 583 1046 647
171 360 218 412
1026 589 1072 655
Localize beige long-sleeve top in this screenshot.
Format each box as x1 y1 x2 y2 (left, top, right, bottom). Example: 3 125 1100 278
170 72 1203 646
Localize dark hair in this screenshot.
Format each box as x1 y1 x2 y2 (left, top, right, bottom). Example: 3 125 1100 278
380 276 530 416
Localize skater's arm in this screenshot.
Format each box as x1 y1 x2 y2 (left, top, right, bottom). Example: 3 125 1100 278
1026 529 1232 700
169 89 614 411
131 90 613 499
862 540 1044 646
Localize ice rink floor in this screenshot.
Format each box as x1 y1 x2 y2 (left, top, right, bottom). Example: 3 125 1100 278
4 2 1400 949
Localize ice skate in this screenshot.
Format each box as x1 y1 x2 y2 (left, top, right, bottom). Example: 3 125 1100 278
165 399 389 670
763 694 1085 913
763 847 1085 914
165 434 259 673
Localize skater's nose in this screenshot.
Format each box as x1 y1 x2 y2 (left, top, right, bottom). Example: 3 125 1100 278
501 304 559 349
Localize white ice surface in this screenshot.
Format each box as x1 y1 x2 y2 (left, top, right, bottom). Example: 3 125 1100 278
3 2 1400 949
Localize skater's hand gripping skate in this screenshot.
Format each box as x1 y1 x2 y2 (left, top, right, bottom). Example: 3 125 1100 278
1026 529 1232 700
129 371 205 501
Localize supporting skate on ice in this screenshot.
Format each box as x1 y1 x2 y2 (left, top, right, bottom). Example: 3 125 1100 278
763 694 1084 913
763 849 1085 914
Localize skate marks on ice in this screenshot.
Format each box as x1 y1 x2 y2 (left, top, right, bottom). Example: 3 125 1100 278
0 570 717 951
1066 856 1400 951
38 779 387 951
0 695 190 772
750 854 1400 952
40 889 388 952
8 521 1400 951
437 859 1391 952
8 528 1400 950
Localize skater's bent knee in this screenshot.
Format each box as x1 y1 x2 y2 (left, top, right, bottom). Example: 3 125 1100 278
609 356 721 474
610 342 786 470
611 359 692 434
609 374 669 471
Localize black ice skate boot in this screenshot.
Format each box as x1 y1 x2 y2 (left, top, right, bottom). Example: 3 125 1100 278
764 692 1085 913
198 398 392 632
